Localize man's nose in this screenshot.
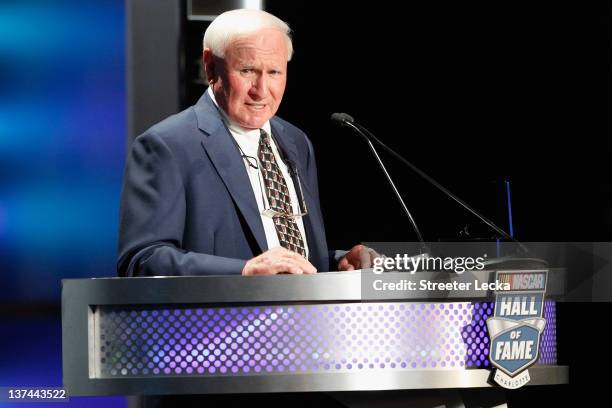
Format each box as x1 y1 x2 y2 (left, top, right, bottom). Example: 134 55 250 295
249 75 268 99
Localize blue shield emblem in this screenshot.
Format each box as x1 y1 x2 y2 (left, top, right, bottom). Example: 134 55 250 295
486 270 548 389
489 322 543 377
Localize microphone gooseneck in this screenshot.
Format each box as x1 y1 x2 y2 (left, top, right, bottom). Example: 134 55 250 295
331 113 427 251
331 112 527 254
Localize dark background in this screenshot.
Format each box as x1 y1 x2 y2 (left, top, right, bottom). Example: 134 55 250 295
183 1 612 247
186 1 612 405
269 1 612 246
1 1 610 406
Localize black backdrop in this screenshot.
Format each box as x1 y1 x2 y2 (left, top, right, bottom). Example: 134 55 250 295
259 0 612 248
262 3 612 404
180 1 612 404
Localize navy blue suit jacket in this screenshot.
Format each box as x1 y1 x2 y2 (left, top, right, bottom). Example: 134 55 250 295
118 93 341 276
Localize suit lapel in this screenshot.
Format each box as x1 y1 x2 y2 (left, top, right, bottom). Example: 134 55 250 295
195 94 268 253
271 120 326 270
270 121 318 223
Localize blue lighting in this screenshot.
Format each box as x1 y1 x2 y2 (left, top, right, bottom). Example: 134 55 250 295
0 0 125 301
0 2 127 406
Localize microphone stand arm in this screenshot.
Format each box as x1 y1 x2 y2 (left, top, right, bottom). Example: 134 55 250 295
354 122 528 253
343 121 427 251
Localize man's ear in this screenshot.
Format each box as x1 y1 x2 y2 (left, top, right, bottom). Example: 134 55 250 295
203 48 215 84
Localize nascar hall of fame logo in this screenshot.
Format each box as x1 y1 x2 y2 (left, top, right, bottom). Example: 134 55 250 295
486 270 548 389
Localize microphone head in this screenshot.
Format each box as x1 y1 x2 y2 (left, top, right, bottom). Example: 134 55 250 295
330 112 355 124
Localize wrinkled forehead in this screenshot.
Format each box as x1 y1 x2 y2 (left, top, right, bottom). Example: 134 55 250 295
225 28 289 61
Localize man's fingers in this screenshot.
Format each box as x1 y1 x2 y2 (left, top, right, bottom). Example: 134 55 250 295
271 247 317 274
242 247 318 275
270 261 303 275
255 249 317 275
360 248 379 269
337 245 382 271
338 257 352 271
360 249 371 268
249 260 302 275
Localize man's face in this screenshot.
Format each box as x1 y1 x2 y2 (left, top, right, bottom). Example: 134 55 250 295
208 28 288 129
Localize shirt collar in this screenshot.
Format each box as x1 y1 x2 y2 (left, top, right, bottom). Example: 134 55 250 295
207 87 272 137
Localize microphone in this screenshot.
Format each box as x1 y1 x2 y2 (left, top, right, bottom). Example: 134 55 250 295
331 113 427 252
330 112 355 124
331 112 527 254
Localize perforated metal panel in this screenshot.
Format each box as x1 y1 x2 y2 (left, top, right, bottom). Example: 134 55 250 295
538 301 557 365
95 301 557 378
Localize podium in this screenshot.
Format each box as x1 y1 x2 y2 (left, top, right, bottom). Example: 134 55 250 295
61 270 567 400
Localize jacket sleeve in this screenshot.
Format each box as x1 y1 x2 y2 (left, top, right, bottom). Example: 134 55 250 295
117 130 246 277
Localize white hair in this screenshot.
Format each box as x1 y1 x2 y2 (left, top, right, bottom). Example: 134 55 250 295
203 9 293 61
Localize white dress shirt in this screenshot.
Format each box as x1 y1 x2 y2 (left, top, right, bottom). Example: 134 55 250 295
207 87 309 257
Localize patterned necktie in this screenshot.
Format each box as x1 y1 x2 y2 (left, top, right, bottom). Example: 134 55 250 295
257 129 307 257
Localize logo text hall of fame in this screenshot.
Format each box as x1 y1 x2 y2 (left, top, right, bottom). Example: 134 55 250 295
486 271 548 389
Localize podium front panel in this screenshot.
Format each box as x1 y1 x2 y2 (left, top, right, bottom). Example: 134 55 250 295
62 271 567 395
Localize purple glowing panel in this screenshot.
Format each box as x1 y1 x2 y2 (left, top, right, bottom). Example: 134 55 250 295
95 301 556 378
538 300 557 365
462 302 493 368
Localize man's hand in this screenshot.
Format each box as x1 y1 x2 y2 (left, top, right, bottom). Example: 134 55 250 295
242 247 317 276
337 244 380 271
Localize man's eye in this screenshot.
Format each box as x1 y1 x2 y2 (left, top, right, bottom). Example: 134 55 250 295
241 69 254 74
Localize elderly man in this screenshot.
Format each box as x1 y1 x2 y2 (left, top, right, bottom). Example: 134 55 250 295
118 9 375 277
